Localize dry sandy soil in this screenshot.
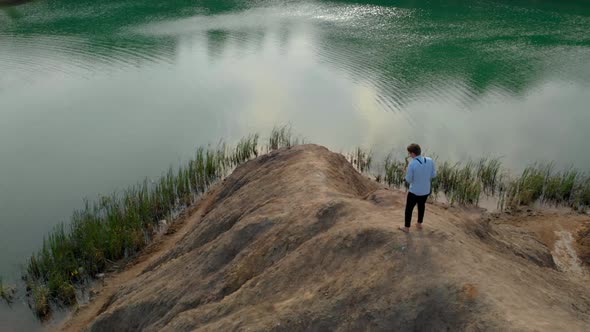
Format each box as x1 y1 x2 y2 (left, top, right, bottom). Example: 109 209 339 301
59 145 590 332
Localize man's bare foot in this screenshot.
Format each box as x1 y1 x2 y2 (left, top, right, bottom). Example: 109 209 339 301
416 223 423 230
398 226 410 233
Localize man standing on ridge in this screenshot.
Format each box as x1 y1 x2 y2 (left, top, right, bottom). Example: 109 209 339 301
399 143 436 233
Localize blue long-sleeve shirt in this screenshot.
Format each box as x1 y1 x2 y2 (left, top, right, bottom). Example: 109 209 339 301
405 156 436 196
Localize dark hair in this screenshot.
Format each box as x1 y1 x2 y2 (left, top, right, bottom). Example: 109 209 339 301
407 143 421 156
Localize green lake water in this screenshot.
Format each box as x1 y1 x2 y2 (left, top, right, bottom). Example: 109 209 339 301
1 0 589 329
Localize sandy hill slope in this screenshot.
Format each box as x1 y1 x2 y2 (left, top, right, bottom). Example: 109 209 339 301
67 145 590 331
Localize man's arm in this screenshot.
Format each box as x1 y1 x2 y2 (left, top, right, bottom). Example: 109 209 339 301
405 162 414 184
431 160 437 179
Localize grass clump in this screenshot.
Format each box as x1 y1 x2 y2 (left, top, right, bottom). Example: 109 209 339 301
476 158 503 195
381 155 407 188
507 164 547 206
0 277 15 304
504 164 588 209
352 149 586 211
30 283 50 318
433 161 482 205
232 134 259 164
269 125 293 150
268 125 303 151
574 176 590 211
543 167 578 205
377 156 503 206
348 147 373 173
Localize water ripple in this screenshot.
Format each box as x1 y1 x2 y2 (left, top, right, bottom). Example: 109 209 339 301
0 31 176 86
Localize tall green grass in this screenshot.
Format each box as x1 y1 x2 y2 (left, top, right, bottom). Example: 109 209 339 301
504 163 590 210
436 161 481 205
268 125 303 151
476 158 503 195
381 154 407 188
233 134 259 164
375 156 503 206
347 147 373 173
372 155 590 210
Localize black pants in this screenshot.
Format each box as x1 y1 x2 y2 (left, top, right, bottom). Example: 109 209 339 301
405 192 429 228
